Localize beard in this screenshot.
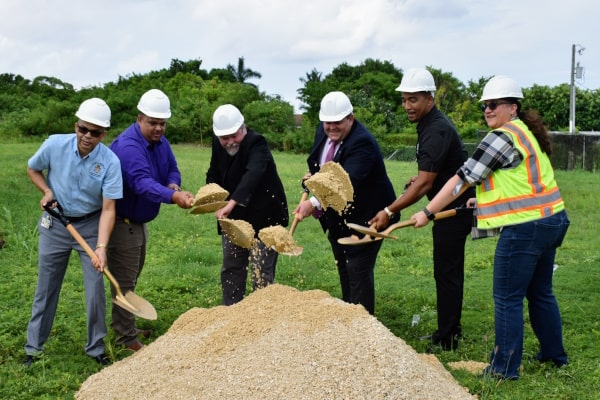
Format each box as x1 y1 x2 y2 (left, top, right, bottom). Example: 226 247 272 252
225 144 239 156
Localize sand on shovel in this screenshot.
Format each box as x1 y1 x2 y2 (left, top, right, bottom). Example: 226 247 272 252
190 183 230 214
304 161 353 215
258 225 302 255
218 218 256 249
75 284 477 400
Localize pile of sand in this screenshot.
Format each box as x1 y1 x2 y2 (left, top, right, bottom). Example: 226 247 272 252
76 285 476 400
305 162 353 214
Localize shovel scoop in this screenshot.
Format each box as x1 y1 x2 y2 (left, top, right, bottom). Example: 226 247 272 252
218 218 257 249
44 202 157 320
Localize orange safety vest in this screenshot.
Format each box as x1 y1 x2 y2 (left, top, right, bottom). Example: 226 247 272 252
476 119 564 229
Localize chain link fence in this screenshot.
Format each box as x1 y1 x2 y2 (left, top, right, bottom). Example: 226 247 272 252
387 132 600 173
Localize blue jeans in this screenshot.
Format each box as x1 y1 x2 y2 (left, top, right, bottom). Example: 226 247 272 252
489 210 570 379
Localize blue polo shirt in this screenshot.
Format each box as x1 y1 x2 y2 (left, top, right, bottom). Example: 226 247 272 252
28 133 123 216
110 122 182 223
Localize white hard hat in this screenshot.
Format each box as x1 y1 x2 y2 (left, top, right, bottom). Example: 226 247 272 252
75 98 111 128
137 89 172 118
319 91 353 122
212 104 244 136
480 75 523 101
396 68 436 93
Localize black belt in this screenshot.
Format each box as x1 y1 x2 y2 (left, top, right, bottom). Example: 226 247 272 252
117 216 143 225
65 209 101 222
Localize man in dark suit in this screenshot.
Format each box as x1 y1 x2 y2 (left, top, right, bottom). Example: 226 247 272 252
207 104 289 305
294 91 398 315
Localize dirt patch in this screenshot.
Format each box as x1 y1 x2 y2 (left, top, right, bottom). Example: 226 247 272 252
76 284 476 400
448 361 489 375
304 161 353 214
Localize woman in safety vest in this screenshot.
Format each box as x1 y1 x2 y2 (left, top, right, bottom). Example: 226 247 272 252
410 75 570 380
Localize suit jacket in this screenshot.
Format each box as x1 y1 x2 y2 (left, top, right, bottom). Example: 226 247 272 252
307 120 398 240
206 129 289 234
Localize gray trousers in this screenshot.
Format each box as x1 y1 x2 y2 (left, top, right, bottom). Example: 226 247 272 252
221 235 278 305
25 212 107 357
106 217 148 346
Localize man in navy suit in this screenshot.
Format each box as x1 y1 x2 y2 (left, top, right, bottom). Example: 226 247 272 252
294 91 398 315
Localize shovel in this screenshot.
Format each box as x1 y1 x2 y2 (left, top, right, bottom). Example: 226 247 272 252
189 201 229 214
338 208 472 245
44 202 157 320
258 191 308 256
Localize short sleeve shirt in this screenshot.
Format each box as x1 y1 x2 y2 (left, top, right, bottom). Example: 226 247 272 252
416 106 472 203
28 133 122 216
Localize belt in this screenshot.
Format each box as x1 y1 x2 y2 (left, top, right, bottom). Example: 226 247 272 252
65 209 101 222
117 215 142 225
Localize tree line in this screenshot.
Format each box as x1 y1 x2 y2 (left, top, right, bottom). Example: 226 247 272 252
1 57 598 154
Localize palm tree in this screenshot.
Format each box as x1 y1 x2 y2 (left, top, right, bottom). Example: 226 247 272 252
226 57 262 87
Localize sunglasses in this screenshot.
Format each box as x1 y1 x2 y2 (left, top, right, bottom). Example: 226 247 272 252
76 123 104 138
480 101 512 112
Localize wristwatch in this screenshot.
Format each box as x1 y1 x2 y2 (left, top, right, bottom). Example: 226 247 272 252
423 207 435 221
383 207 394 218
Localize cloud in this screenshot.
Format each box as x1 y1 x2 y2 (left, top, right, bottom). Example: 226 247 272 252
1 0 597 111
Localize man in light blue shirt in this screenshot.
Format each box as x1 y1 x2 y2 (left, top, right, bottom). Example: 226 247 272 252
24 98 122 367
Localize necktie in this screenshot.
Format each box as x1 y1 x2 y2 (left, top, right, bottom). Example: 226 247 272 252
325 141 337 163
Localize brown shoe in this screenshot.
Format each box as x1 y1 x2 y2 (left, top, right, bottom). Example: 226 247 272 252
125 340 144 352
137 329 153 339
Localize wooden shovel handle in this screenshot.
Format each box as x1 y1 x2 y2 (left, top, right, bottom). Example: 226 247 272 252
289 191 309 236
387 208 459 231
65 224 126 298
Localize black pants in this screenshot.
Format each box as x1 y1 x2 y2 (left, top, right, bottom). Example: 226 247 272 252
431 214 472 340
330 236 383 315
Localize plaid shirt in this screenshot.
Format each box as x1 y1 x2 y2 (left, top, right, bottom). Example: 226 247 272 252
456 128 523 238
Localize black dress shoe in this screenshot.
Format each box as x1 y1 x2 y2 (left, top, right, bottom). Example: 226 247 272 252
92 353 111 366
23 355 35 367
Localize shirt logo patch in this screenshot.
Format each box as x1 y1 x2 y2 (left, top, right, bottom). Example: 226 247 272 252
90 162 104 178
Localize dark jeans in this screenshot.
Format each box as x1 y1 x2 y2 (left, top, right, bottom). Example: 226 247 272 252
106 218 148 346
431 214 472 342
330 235 383 315
489 210 570 379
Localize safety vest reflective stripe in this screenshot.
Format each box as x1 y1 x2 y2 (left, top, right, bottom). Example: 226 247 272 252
477 186 563 218
502 122 545 193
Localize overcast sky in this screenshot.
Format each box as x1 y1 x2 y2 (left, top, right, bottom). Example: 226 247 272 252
2 0 597 112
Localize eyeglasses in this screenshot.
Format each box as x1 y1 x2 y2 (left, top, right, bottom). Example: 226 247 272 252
76 123 104 138
480 101 512 112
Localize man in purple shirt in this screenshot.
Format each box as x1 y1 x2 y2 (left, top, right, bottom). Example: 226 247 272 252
107 89 193 352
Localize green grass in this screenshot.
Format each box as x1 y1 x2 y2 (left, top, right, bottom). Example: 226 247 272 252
1 143 599 399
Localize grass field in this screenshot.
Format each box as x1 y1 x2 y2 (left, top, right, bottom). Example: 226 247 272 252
1 142 599 399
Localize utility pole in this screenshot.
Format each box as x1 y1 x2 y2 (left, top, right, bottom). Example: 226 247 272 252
569 44 585 134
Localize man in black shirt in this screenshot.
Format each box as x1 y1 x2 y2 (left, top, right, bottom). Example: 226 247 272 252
369 68 475 351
